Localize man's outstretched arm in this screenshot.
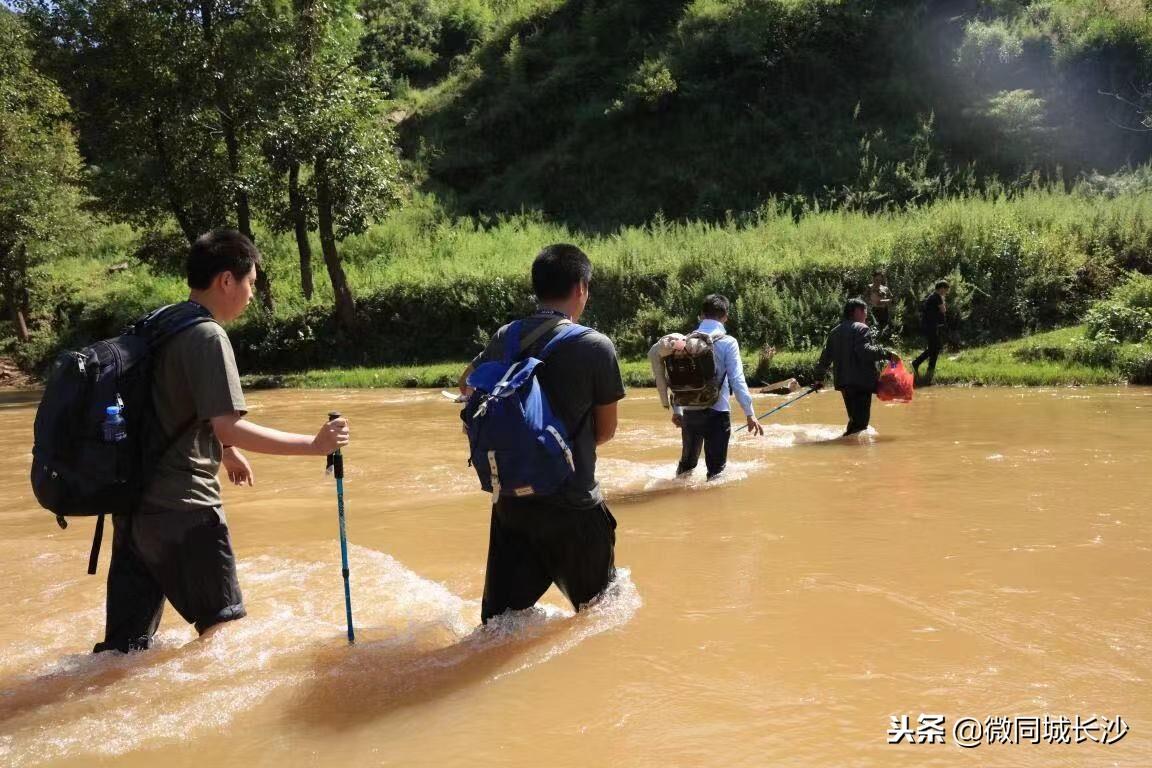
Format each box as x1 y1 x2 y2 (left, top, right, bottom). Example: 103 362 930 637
211 414 349 456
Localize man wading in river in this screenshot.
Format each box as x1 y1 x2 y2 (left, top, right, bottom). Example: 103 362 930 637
649 294 764 480
95 230 350 653
812 298 900 436
457 244 625 623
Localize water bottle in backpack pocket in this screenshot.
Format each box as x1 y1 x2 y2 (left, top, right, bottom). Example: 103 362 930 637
462 319 591 498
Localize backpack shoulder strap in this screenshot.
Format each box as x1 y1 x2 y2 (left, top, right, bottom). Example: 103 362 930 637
135 302 216 349
503 320 524 364
521 316 568 353
505 316 569 362
537 323 592 361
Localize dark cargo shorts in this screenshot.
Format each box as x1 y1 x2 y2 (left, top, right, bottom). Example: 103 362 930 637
94 504 246 653
481 496 617 624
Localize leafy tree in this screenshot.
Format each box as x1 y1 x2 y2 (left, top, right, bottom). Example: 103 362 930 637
22 0 277 310
0 9 87 343
260 0 401 329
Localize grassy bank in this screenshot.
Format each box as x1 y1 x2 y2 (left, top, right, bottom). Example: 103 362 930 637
9 187 1152 377
245 327 1144 390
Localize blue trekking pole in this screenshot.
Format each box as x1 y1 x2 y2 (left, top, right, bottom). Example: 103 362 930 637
326 411 355 644
735 387 820 433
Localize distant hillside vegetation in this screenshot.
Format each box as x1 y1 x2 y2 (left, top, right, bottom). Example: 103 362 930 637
384 0 1152 228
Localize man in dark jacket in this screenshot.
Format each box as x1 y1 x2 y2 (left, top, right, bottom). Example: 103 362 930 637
912 279 950 384
813 298 900 436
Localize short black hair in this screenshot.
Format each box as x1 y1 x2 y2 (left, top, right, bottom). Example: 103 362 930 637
531 243 592 301
844 297 868 317
701 294 730 320
935 279 951 290
187 229 261 290
873 269 885 277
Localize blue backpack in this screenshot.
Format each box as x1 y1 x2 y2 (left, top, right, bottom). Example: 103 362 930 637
463 318 592 498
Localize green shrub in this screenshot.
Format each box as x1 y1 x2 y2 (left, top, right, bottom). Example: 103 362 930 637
1124 348 1152 384
1084 303 1152 343
1069 336 1122 367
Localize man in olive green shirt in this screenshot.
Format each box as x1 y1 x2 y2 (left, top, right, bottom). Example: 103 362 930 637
96 230 351 653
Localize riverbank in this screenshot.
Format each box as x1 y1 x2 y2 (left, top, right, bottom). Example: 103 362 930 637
8 188 1152 378
241 327 1148 390
0 357 36 389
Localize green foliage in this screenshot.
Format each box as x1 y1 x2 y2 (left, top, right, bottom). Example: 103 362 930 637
0 9 88 330
1084 304 1152 344
401 0 1152 228
612 58 678 113
1124 348 1152 384
1084 273 1152 343
956 18 1024 81
14 186 1152 376
358 0 494 89
1108 270 1152 310
359 0 443 89
20 0 279 240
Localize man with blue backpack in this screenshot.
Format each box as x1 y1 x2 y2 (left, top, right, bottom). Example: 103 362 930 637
33 229 351 653
459 244 625 624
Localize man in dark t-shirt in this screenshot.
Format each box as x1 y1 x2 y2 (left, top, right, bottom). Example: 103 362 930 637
912 279 950 384
95 230 350 654
458 244 625 623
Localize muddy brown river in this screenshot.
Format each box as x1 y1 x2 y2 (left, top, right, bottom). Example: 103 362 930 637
0 386 1149 767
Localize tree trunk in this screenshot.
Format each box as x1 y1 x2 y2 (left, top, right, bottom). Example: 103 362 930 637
200 1 274 312
315 156 356 331
289 162 314 300
151 114 197 243
10 305 30 343
3 245 31 343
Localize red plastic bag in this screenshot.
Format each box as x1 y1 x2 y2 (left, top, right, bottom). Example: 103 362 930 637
877 360 914 402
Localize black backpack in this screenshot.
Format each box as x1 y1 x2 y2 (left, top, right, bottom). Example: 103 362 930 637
30 302 214 573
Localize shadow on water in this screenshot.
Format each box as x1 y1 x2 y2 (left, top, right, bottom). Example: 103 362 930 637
0 645 183 725
286 613 580 731
285 568 640 732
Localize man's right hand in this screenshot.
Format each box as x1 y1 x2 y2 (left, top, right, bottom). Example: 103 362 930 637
671 413 683 428
313 417 351 455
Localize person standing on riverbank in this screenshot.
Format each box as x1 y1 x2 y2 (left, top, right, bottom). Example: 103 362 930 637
459 244 625 624
812 298 900 436
912 279 950 385
95 229 350 654
865 270 892 337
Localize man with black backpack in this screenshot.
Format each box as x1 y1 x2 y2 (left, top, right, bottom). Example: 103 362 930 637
85 230 350 652
651 295 764 480
457 244 625 624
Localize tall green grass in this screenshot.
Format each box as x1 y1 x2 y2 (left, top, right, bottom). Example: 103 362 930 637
8 186 1152 375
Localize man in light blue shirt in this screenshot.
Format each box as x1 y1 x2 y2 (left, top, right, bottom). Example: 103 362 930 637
672 295 764 479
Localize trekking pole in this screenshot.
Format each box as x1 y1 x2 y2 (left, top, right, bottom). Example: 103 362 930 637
326 411 355 644
735 387 819 432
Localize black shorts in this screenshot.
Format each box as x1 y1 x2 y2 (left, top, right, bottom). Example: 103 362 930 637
481 496 617 623
95 505 246 652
